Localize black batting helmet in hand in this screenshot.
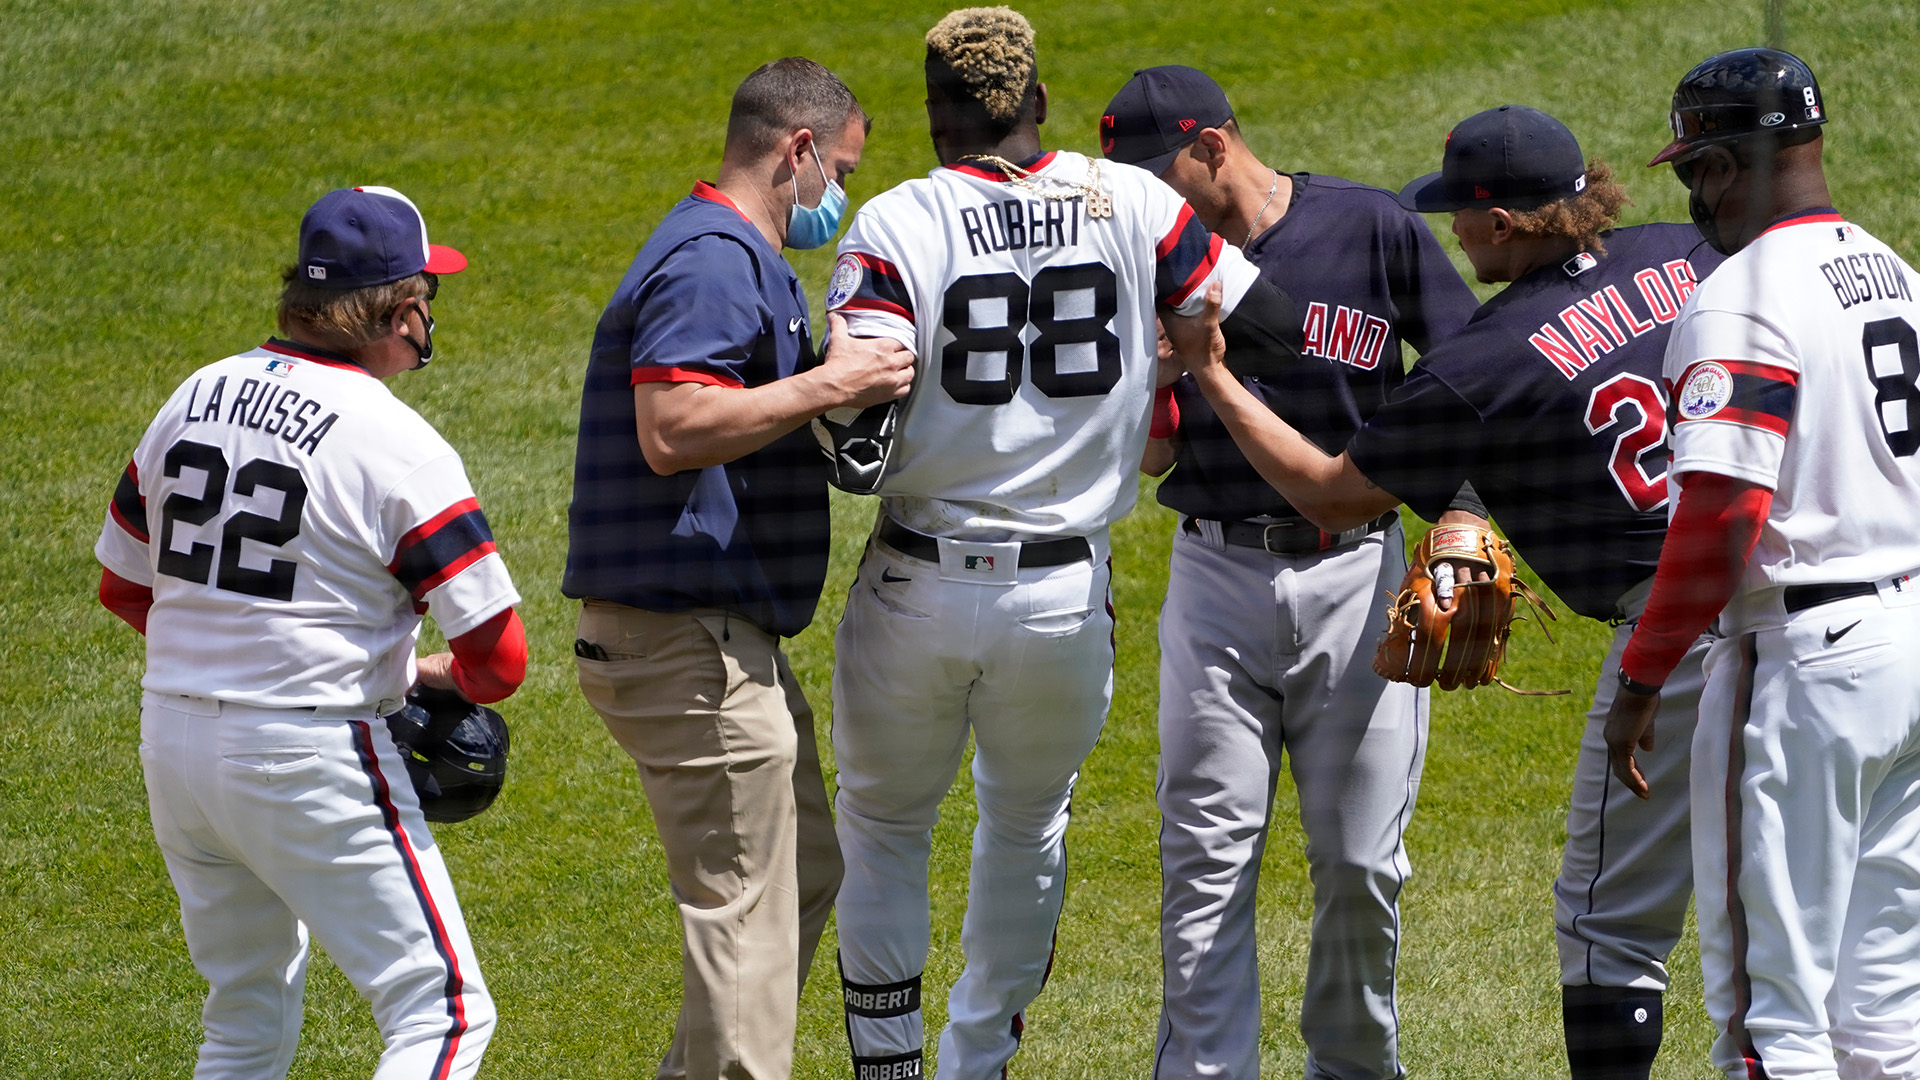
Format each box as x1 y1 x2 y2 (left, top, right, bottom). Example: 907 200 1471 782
385 686 510 823
1649 47 1826 166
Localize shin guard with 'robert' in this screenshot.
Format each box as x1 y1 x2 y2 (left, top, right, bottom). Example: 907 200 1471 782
843 961 924 1079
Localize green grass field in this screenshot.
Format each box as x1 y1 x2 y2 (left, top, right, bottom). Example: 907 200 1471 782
6 0 1918 1075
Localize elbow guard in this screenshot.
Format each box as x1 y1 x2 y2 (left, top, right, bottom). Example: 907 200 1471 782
1219 276 1305 381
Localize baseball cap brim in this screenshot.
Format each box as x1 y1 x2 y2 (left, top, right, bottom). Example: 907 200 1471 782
1396 171 1464 212
1646 140 1690 167
424 243 468 275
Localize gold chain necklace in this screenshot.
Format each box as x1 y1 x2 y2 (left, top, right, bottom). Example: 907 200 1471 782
957 153 1113 218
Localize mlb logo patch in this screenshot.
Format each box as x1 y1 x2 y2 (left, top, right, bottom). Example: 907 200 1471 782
306 265 326 280
964 554 995 572
263 358 296 378
1562 251 1598 277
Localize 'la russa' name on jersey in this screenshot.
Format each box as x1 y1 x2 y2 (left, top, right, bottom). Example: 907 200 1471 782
957 196 1086 258
1524 253 1705 381
176 372 340 455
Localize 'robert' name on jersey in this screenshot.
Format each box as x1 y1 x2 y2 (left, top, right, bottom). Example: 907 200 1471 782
178 374 340 455
958 196 1081 258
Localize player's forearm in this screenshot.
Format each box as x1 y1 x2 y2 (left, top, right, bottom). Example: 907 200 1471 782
446 608 528 704
1620 472 1770 687
98 567 153 635
1187 362 1398 531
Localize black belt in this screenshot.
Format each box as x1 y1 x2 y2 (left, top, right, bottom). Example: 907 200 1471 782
878 518 1092 568
1783 581 1876 614
1189 510 1398 556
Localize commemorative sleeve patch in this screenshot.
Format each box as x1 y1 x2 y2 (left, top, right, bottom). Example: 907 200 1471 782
1675 359 1797 435
826 253 863 311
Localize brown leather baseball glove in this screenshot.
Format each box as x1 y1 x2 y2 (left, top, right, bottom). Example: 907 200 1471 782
1372 523 1564 694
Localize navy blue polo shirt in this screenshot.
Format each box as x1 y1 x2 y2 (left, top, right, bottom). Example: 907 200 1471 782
563 182 830 638
1158 173 1480 522
1347 223 1725 619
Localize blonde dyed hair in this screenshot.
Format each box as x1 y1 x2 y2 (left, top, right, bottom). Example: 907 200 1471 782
1506 161 1631 255
925 7 1036 124
277 269 431 350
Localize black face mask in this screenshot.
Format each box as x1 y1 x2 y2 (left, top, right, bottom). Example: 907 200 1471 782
1678 149 1740 256
404 300 435 368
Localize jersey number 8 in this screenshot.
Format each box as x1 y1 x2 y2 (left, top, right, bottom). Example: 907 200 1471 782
940 264 1120 405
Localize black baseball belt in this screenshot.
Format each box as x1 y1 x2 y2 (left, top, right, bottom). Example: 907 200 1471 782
878 518 1092 568
1782 581 1877 614
1186 509 1399 556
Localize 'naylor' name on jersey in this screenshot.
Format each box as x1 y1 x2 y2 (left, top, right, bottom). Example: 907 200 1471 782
958 196 1083 258
179 375 339 455
1527 259 1702 380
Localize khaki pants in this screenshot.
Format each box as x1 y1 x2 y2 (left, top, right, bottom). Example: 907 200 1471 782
576 601 842 1080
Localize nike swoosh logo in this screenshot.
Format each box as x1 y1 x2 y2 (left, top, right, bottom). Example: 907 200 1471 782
1825 620 1861 645
880 569 911 583
789 317 805 333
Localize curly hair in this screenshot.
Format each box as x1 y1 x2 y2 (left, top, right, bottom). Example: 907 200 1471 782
925 7 1036 126
1505 160 1631 254
277 269 431 350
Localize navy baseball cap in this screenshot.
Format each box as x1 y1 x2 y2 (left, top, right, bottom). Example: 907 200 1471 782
1398 105 1588 212
1100 65 1234 176
296 186 467 290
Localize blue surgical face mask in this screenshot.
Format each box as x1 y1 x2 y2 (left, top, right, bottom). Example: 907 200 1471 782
786 143 847 250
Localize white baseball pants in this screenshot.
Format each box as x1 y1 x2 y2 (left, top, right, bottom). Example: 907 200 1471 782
140 692 492 1080
1692 590 1920 1080
833 531 1114 1080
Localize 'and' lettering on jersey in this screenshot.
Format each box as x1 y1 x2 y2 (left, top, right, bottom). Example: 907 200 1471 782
1528 259 1701 380
1302 302 1393 370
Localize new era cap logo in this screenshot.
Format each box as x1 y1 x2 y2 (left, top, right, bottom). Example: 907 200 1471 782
1178 118 1197 132
307 265 326 280
1474 185 1491 199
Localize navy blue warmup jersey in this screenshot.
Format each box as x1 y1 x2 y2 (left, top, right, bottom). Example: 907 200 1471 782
1157 173 1480 521
564 183 830 638
1348 223 1725 620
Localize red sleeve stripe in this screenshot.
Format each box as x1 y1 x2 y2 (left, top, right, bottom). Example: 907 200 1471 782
110 460 149 543
389 498 500 599
1675 361 1797 437
630 366 745 389
851 252 904 280
1166 234 1224 306
1155 203 1196 259
841 297 913 319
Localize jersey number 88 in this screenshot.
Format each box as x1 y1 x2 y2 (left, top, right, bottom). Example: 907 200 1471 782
939 264 1120 405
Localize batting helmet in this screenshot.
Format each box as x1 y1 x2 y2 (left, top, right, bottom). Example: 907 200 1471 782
1648 47 1826 166
384 687 510 823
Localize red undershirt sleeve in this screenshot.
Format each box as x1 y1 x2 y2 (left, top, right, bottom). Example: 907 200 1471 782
99 567 154 635
1619 471 1772 688
447 608 528 704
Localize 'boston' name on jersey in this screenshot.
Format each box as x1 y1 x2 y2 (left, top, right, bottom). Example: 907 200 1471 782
958 196 1083 258
177 374 340 455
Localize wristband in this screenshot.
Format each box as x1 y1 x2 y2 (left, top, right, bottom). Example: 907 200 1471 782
1617 667 1663 696
1149 385 1180 439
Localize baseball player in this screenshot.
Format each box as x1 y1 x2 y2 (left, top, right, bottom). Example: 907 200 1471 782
822 11 1304 1078
1606 49 1920 1080
1161 106 1725 1080
1099 66 1480 1080
94 186 525 1080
